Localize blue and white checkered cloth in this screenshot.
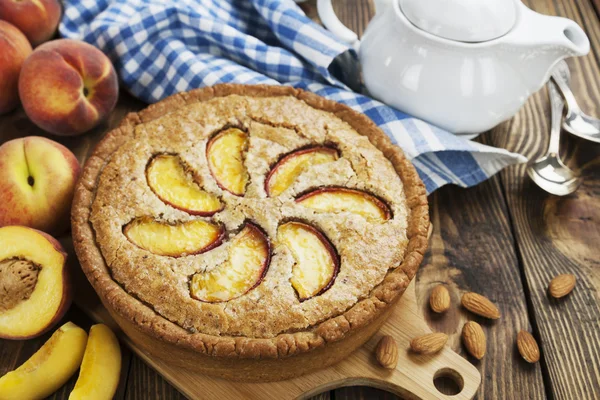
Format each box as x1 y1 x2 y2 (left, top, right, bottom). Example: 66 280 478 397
60 0 526 194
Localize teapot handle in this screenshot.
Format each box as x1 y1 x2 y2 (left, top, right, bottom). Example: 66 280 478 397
316 0 360 51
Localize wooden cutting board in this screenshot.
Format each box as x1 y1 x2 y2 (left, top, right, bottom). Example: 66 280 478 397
69 249 481 400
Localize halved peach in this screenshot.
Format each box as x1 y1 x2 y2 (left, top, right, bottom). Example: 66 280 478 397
69 324 122 400
190 223 270 302
206 128 249 196
124 218 224 257
0 322 87 399
147 154 222 216
0 226 71 339
265 147 338 197
277 221 339 301
296 187 392 222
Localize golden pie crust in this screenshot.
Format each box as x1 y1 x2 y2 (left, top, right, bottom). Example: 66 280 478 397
72 84 429 380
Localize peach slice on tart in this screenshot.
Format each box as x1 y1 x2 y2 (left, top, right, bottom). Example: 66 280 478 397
277 221 339 301
296 187 392 222
0 226 71 340
124 218 224 257
265 146 339 197
146 154 222 215
206 128 249 196
190 222 270 303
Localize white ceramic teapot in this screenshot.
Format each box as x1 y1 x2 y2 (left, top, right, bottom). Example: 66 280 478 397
317 0 590 135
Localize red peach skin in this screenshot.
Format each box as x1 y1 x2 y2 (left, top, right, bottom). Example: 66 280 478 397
0 136 81 234
0 0 62 46
0 21 32 114
19 39 119 136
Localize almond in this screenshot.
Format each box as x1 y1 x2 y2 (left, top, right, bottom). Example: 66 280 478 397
430 284 450 313
517 331 540 363
548 274 576 299
375 335 398 369
461 292 500 319
462 321 486 360
410 332 448 354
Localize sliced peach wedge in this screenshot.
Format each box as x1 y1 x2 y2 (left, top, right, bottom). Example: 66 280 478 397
206 128 249 196
190 223 270 302
277 221 339 301
265 147 338 197
0 226 71 340
296 187 392 223
124 218 224 257
69 324 122 400
0 322 88 399
147 154 222 215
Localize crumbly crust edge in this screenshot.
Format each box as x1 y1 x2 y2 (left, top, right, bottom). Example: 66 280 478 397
71 84 429 359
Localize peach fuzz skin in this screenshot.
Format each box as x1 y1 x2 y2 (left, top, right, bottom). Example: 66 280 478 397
0 0 62 46
0 21 32 114
0 136 81 234
19 39 119 136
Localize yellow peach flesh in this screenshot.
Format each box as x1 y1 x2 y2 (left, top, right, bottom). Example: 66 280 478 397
267 148 338 197
124 218 222 257
0 322 88 400
207 128 249 195
69 324 122 400
147 155 222 215
190 224 269 302
297 189 390 222
278 222 337 300
0 226 67 338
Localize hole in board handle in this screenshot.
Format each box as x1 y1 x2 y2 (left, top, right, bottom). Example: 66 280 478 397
434 368 464 396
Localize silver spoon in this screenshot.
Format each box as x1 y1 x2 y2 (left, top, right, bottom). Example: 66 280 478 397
551 61 600 143
527 79 581 196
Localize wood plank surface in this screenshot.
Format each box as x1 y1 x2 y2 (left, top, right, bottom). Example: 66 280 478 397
321 0 546 398
1 0 599 399
488 1 600 399
417 175 547 400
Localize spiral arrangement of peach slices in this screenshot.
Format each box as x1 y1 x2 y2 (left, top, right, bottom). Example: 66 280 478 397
122 129 392 302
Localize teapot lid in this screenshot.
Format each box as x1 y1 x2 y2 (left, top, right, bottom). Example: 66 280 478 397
398 0 517 42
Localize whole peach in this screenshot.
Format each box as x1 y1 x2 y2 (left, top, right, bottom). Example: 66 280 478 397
0 21 32 114
19 39 119 136
0 136 81 234
0 0 62 46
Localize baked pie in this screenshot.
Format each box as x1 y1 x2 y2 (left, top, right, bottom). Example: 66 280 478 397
72 84 429 381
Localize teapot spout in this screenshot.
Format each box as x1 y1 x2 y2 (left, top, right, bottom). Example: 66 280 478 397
501 3 589 91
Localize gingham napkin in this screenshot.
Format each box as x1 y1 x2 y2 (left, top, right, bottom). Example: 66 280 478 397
60 0 526 194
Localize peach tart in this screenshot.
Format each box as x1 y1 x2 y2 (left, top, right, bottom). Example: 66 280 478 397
71 84 429 381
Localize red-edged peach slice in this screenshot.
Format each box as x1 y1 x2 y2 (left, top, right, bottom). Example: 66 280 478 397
124 218 224 257
0 226 71 340
265 147 338 197
206 128 249 196
277 221 339 301
296 187 392 222
190 223 270 302
147 154 222 216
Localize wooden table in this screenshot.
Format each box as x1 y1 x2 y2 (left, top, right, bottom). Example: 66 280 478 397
1 0 599 398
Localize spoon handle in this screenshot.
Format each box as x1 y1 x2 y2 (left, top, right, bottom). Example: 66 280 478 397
551 68 581 114
547 80 564 156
